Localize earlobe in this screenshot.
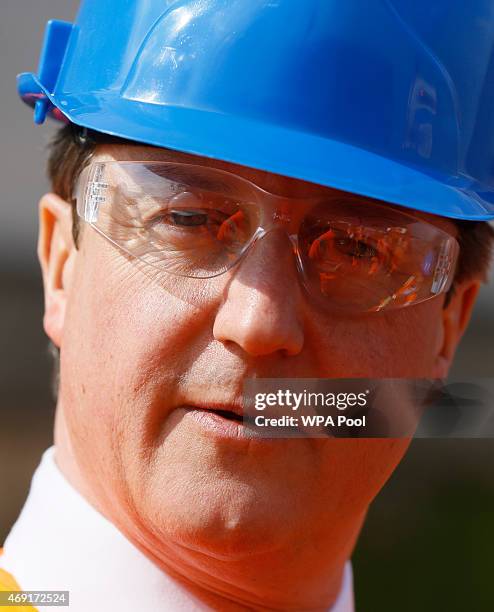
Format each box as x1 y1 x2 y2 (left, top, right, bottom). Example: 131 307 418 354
37 193 76 348
435 280 481 378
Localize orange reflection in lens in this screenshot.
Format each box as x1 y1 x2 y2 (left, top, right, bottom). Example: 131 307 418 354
394 275 420 305
368 257 380 275
217 210 246 243
308 229 335 260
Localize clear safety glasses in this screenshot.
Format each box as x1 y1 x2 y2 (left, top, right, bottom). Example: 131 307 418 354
75 161 459 313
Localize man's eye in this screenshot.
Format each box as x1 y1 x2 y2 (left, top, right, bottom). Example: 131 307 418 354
335 238 377 259
170 209 209 227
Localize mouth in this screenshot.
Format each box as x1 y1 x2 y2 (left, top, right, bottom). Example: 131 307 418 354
181 403 258 430
189 403 248 422
178 403 280 441
209 408 244 422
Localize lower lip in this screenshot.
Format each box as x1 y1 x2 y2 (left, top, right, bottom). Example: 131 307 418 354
179 406 267 440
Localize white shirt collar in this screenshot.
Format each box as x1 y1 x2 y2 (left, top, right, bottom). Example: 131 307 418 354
1 446 354 612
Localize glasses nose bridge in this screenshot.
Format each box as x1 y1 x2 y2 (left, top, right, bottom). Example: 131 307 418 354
251 211 303 279
251 191 306 271
258 190 300 231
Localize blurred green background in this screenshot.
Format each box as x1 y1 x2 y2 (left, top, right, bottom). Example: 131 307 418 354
1 2 493 610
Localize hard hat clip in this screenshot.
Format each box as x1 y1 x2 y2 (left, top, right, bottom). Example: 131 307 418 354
18 19 74 124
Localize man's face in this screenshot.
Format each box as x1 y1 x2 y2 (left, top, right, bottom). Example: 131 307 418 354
42 143 474 580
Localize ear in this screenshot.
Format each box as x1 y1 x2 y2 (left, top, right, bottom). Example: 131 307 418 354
37 193 77 348
434 279 481 378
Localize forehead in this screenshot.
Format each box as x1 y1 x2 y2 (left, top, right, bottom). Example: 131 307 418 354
94 143 457 235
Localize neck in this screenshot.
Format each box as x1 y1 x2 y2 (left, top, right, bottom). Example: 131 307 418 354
115 525 359 611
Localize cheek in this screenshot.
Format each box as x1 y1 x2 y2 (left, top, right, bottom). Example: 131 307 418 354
63 232 215 377
309 299 444 378
381 299 444 376
58 236 217 484
314 438 411 520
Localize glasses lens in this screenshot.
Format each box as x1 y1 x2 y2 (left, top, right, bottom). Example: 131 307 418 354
298 201 458 312
78 163 459 311
81 162 261 278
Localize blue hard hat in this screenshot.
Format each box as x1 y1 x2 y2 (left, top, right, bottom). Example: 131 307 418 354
18 0 494 220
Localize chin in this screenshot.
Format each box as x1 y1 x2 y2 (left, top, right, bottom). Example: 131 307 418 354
143 481 292 559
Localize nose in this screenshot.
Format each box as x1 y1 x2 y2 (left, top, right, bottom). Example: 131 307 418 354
212 229 305 357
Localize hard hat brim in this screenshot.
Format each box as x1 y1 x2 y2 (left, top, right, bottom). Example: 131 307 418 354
18 73 494 221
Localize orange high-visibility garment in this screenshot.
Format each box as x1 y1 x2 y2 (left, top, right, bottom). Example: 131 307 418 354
0 549 39 612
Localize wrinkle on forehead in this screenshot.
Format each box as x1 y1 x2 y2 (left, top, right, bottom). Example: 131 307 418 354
93 143 457 236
